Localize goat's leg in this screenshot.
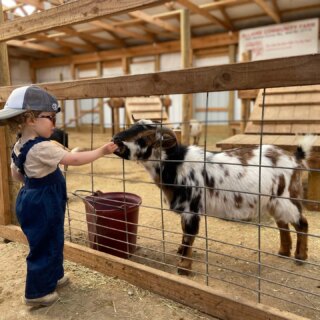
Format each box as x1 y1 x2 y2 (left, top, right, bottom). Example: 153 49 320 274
292 215 308 262
177 213 200 275
276 221 292 257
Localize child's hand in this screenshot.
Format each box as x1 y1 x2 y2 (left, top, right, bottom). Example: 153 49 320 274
101 142 118 155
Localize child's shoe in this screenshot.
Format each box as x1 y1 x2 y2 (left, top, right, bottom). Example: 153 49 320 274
25 291 59 307
57 274 70 288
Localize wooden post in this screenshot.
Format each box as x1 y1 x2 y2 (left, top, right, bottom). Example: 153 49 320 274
228 44 236 136
59 72 66 128
306 169 320 211
122 57 130 128
71 64 80 131
0 2 12 225
180 9 192 145
97 61 105 133
240 51 252 133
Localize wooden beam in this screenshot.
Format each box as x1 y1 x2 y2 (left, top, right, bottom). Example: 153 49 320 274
0 0 167 42
201 0 250 11
228 44 236 135
2 3 24 12
0 2 12 226
34 35 97 52
17 0 43 10
253 0 281 23
0 224 309 320
2 54 319 101
8 39 73 55
181 8 192 145
30 32 239 68
130 10 180 33
58 26 123 47
90 20 154 42
176 0 233 31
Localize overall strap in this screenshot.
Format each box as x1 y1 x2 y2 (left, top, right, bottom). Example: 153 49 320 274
12 137 49 175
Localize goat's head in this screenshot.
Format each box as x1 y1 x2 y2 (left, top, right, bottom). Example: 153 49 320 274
112 119 177 161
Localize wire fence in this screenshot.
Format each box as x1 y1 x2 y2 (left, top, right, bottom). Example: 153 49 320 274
7 87 320 319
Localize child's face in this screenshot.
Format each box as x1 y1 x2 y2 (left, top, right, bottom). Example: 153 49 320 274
34 112 56 138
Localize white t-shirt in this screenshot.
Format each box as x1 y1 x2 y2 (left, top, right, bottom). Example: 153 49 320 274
11 139 69 178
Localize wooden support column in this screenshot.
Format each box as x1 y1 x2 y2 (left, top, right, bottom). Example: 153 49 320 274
0 2 12 225
228 44 236 136
97 61 105 133
71 63 80 131
240 51 252 133
59 72 66 128
180 8 192 144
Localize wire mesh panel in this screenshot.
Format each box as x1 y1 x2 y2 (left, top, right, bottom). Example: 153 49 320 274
32 89 316 320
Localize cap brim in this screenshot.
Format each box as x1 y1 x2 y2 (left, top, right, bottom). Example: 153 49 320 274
0 108 26 121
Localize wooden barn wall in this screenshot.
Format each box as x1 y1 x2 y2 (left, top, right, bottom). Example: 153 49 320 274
9 59 31 85
19 51 235 129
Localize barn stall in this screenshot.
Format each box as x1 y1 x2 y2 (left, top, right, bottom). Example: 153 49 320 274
1 1 320 319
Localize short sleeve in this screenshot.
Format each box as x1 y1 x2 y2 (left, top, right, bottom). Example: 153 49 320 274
25 141 69 177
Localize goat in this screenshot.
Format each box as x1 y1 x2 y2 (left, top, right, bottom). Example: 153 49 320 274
50 128 69 149
113 119 313 275
189 119 202 145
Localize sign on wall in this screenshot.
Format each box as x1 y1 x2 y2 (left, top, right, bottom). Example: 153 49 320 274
239 18 319 61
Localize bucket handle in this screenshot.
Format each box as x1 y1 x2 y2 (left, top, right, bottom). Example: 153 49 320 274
72 189 127 210
72 189 103 198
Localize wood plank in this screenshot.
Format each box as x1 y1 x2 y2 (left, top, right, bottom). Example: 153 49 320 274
0 224 309 320
238 89 259 99
216 135 320 152
1 54 320 102
30 32 239 68
264 86 320 95
0 0 167 42
0 3 11 226
258 102 320 107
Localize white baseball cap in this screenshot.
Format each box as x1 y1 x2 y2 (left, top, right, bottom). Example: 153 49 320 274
0 85 60 121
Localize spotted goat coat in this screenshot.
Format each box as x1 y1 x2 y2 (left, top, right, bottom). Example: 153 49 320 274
113 120 313 275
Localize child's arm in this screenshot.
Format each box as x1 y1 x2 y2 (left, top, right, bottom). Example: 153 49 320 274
11 167 24 183
59 142 118 166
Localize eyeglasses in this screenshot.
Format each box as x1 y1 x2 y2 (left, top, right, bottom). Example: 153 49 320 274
37 115 56 125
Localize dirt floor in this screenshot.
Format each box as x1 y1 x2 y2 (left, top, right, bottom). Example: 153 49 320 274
0 239 219 320
2 128 320 319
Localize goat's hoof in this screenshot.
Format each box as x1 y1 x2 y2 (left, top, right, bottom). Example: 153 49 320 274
294 259 305 266
294 253 307 265
278 250 291 257
177 245 184 255
177 267 191 276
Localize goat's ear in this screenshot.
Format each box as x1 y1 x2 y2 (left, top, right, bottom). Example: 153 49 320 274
154 132 177 149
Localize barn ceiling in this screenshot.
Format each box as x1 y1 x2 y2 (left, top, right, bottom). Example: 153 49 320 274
2 0 320 61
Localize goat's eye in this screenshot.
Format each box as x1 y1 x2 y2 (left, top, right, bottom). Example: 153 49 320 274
137 137 147 148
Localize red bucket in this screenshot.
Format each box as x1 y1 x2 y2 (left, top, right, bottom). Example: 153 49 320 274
80 191 141 259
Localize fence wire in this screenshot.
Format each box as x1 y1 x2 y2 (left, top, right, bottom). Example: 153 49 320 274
7 88 320 319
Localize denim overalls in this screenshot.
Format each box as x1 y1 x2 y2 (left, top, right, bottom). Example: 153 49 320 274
12 137 67 299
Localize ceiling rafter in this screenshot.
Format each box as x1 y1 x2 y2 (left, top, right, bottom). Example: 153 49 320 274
16 0 43 11
3 3 25 12
90 20 154 42
3 0 320 60
201 0 251 11
271 0 281 20
29 33 97 52
219 7 234 30
253 0 281 23
58 26 125 48
129 10 180 33
8 39 73 55
176 0 234 30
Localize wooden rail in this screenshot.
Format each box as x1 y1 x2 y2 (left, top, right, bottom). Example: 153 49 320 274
0 54 319 102
0 225 308 320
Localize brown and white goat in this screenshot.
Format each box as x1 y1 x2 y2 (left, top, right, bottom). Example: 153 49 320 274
113 120 313 275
